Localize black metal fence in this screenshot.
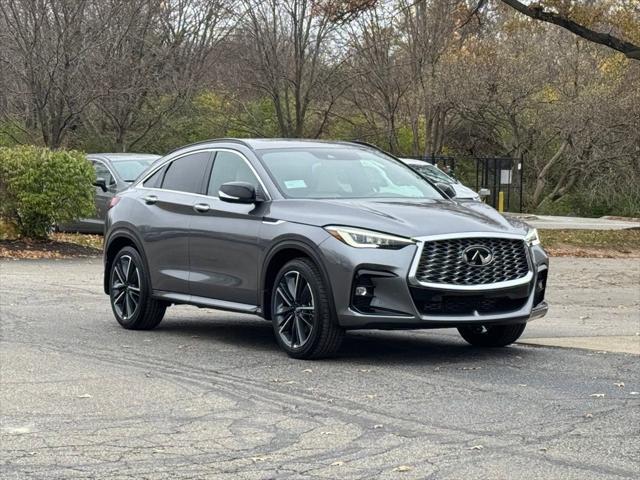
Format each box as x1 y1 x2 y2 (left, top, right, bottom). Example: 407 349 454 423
402 155 524 212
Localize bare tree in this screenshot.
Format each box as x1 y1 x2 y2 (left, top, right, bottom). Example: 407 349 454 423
498 0 640 60
0 0 124 147
86 0 235 152
344 5 410 151
237 0 341 137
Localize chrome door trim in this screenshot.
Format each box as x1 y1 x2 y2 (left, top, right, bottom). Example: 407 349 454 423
134 147 272 201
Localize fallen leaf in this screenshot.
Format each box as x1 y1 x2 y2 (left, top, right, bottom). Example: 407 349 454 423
393 465 412 472
614 382 625 388
539 447 548 452
584 413 593 418
373 424 383 429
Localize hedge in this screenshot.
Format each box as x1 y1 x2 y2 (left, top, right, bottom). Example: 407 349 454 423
0 146 95 239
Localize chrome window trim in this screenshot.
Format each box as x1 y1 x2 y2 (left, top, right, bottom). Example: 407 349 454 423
407 231 533 291
135 148 271 201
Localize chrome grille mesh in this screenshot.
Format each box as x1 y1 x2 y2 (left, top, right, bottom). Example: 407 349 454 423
414 237 530 286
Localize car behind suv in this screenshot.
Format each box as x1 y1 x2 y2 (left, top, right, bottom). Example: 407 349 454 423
61 153 160 233
103 139 548 359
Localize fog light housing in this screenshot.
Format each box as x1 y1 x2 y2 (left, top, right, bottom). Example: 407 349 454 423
355 286 370 296
351 275 375 313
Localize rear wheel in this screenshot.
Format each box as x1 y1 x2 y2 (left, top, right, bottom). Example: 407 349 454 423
457 323 526 347
109 246 166 330
271 258 343 359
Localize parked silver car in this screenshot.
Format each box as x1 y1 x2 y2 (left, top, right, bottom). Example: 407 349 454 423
61 153 160 233
401 158 482 200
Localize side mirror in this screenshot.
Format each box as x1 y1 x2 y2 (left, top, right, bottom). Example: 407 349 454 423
219 181 257 204
93 177 108 192
436 183 456 199
478 188 491 198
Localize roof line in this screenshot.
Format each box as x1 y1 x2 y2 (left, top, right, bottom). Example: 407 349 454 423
165 138 254 156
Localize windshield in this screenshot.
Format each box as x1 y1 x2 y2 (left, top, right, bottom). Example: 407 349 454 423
410 163 455 184
112 159 157 182
258 147 443 199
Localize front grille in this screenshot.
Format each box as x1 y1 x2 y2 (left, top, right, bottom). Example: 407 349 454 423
414 237 529 286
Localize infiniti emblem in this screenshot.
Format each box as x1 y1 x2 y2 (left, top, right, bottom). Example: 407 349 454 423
462 245 494 266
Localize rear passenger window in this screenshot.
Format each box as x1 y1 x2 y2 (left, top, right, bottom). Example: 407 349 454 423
143 166 166 188
161 152 210 193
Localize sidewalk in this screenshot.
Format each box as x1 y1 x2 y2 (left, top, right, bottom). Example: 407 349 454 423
506 214 640 230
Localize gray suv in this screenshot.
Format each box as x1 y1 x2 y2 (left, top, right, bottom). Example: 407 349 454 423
103 139 548 359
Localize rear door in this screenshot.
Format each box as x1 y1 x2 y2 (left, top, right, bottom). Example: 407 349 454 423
138 151 213 294
188 150 267 306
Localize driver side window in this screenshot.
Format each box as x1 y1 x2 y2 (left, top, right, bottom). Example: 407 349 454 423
93 162 114 188
207 151 259 197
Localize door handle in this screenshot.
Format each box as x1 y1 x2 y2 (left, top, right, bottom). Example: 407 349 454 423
143 194 158 205
193 203 210 213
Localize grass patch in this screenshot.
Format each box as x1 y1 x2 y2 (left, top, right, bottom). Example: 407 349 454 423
540 229 640 257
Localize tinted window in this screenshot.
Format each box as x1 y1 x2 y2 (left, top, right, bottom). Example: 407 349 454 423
258 148 443 199
94 162 114 186
207 151 259 197
143 166 166 188
161 152 210 193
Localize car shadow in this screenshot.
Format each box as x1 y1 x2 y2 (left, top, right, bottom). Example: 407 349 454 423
153 314 534 365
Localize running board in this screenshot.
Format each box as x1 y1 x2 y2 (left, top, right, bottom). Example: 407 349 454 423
153 291 261 315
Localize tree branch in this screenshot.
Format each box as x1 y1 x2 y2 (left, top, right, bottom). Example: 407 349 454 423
499 0 640 60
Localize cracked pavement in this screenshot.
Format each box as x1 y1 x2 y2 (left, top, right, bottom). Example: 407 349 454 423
1 257 639 479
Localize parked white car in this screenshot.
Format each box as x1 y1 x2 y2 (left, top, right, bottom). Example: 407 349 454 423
400 158 483 201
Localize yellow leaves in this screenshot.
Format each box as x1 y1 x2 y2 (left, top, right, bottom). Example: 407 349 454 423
598 53 629 78
540 85 560 103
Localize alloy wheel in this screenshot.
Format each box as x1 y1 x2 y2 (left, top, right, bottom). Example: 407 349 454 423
274 270 315 349
111 255 141 321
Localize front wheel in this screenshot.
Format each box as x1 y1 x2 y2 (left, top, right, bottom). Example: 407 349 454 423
271 258 344 359
109 246 166 330
457 323 526 347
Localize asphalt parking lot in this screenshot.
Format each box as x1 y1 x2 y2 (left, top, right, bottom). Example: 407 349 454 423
1 257 639 479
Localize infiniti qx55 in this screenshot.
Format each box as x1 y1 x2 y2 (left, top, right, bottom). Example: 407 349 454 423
103 139 548 359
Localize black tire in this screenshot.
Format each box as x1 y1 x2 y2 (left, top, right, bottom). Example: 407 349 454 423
457 323 526 347
109 246 166 330
271 258 344 359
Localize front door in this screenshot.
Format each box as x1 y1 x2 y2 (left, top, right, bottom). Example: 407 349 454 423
188 150 266 306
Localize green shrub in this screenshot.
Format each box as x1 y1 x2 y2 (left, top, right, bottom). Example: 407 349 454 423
0 146 95 239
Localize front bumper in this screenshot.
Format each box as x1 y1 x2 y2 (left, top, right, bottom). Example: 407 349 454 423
318 235 549 330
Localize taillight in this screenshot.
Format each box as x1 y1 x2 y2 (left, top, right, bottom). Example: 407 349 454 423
108 196 121 209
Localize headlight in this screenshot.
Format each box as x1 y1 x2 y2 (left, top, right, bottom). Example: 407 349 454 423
325 226 415 249
525 228 540 246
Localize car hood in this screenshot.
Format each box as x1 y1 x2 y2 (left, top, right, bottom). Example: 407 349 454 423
268 198 528 238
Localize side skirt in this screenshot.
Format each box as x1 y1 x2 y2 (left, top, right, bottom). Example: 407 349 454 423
153 290 262 315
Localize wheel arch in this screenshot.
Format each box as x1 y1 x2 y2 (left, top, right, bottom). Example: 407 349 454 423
103 228 148 294
261 239 334 321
